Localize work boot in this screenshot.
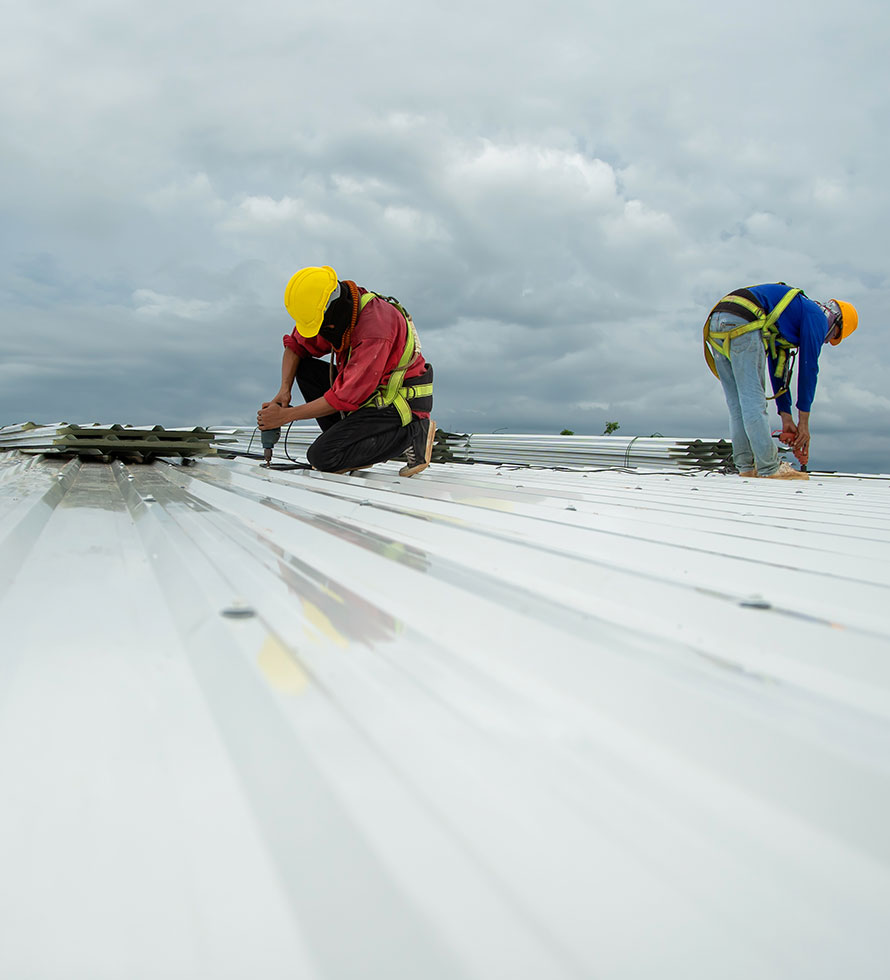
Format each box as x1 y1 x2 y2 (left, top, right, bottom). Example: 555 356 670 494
738 469 757 477
399 418 436 477
763 461 809 481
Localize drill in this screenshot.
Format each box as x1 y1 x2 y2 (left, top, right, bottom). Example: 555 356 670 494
261 426 280 465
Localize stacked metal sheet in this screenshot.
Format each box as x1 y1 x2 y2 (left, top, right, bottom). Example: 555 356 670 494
4 422 779 473
439 432 738 470
0 422 218 461
210 425 740 471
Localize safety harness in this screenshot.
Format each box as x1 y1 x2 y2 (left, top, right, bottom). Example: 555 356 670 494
703 286 801 400
352 293 434 426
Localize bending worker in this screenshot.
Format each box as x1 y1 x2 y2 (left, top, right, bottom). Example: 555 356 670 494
257 266 436 477
703 283 858 480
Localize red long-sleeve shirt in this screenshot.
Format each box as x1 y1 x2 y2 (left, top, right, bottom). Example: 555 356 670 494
283 288 429 416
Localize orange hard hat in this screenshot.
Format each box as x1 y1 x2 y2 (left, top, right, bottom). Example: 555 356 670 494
829 299 858 346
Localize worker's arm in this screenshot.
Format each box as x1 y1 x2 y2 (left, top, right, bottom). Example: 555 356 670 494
770 365 793 416
257 396 339 430
263 348 300 409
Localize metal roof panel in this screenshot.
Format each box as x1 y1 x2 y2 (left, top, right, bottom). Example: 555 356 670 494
1 450 888 978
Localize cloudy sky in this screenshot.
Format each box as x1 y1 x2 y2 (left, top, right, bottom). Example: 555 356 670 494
2 0 888 472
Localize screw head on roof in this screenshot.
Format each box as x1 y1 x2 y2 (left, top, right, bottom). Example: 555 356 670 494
740 597 772 610
221 601 256 619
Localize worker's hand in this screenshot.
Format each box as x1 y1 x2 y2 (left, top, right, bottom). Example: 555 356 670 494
777 412 797 445
791 417 810 460
262 390 291 410
257 402 289 430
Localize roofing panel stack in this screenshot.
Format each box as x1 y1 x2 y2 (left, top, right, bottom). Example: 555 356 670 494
0 422 219 461
439 432 739 470
210 425 741 471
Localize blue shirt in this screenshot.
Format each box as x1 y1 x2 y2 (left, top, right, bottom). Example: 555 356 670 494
747 284 830 414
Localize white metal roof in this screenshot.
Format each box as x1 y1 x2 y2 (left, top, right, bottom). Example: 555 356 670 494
1 449 889 979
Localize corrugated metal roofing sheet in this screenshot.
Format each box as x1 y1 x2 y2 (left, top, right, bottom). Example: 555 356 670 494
1 449 889 978
0 421 219 459
208 424 741 471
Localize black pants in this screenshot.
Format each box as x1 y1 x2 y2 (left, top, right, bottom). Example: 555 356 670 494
296 358 422 472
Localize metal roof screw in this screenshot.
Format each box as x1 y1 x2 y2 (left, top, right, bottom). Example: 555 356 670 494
565 504 577 511
740 597 772 609
143 495 156 503
221 601 256 619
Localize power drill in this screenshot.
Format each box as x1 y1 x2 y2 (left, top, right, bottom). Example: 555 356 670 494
261 426 280 465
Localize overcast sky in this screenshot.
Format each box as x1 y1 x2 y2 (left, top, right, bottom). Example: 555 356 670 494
2 0 888 472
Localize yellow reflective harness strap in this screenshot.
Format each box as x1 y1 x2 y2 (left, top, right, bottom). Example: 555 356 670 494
703 287 801 397
703 298 762 377
702 321 720 378
355 293 431 426
754 287 801 398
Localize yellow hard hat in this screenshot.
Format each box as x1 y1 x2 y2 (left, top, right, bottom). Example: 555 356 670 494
284 266 339 338
829 299 858 346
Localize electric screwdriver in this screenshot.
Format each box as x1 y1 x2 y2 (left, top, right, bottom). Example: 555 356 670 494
261 426 280 464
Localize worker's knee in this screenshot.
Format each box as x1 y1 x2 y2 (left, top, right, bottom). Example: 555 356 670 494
307 434 366 472
306 440 339 472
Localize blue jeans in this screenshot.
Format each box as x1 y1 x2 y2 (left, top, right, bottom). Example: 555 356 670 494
709 312 779 476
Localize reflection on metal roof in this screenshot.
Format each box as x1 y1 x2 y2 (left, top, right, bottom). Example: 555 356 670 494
1 447 889 978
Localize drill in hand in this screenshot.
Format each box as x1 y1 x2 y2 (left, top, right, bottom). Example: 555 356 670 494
261 426 280 465
773 429 808 469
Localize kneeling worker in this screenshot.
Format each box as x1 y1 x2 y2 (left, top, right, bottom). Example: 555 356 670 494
257 266 436 477
703 283 858 479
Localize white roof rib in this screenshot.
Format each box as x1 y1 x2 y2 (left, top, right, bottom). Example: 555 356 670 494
0 450 889 979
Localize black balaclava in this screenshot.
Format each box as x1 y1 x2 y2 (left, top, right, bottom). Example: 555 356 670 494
318 282 354 348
